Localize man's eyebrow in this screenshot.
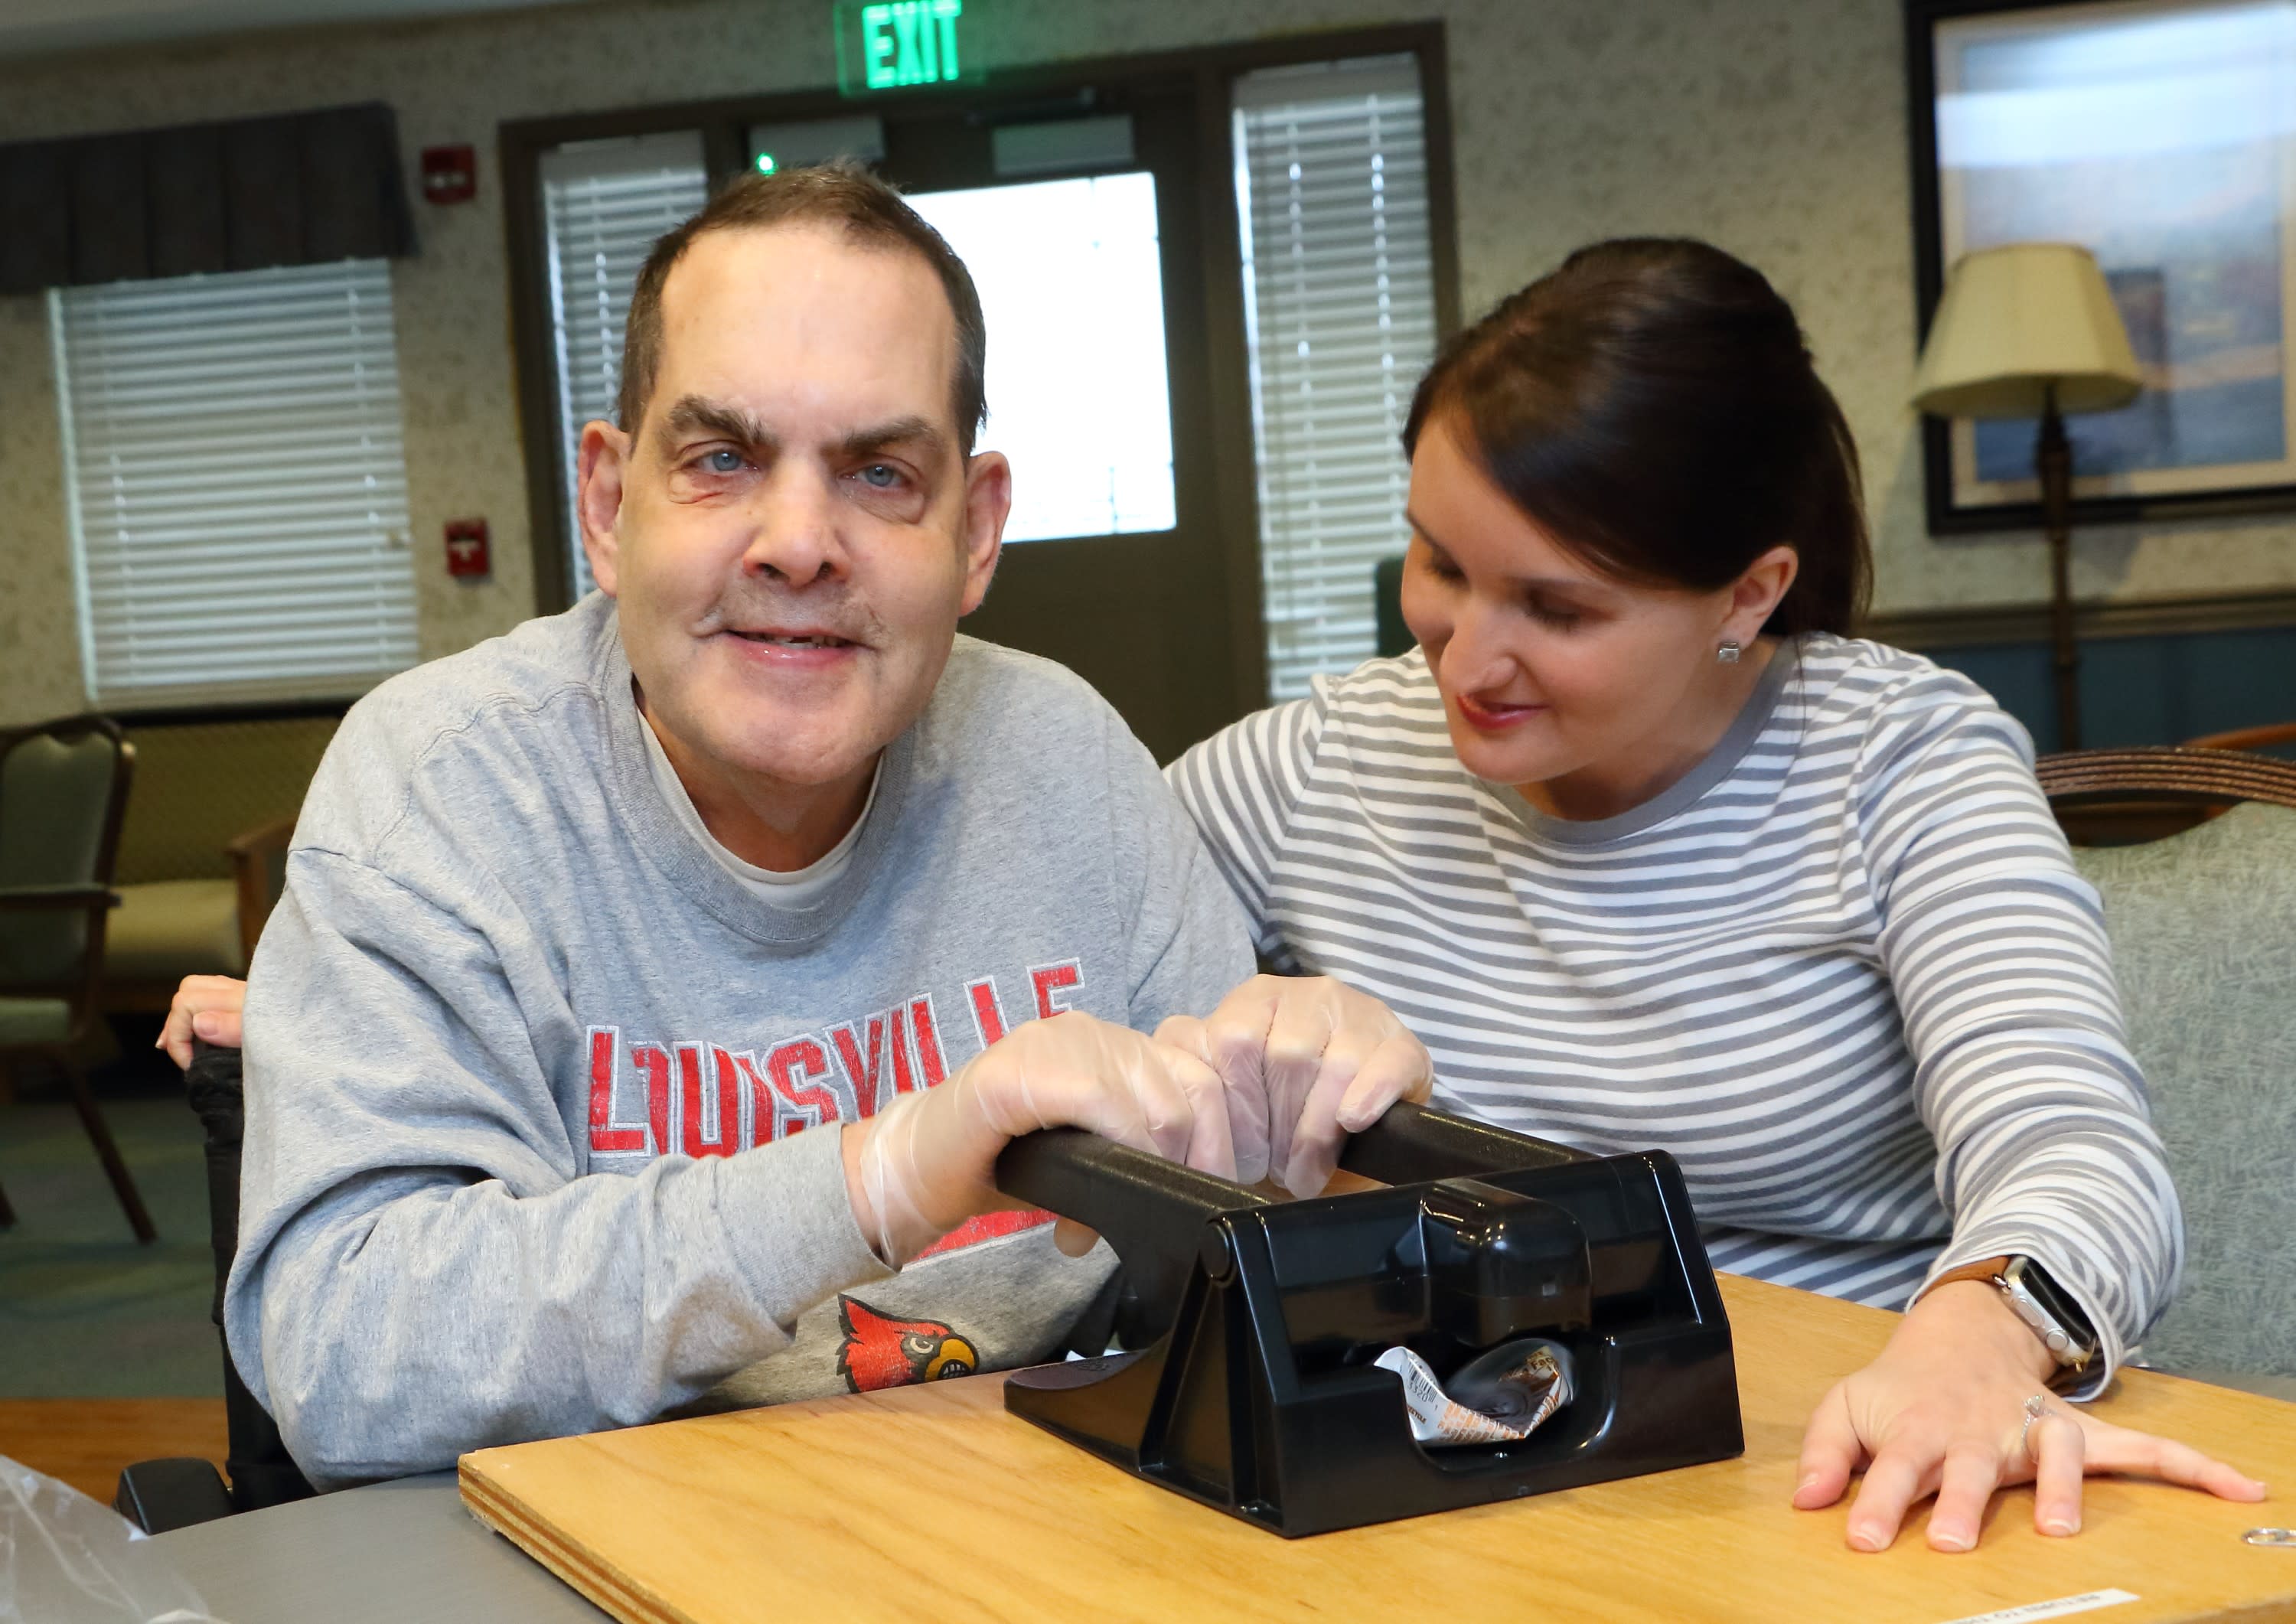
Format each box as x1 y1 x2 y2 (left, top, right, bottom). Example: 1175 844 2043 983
837 416 948 462
654 400 949 464
657 396 779 454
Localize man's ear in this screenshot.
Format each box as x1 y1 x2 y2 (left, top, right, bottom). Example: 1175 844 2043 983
577 420 631 596
1723 544 1799 646
957 449 1011 617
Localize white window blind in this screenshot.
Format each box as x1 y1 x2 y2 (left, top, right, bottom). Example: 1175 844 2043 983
1234 56 1439 702
51 259 419 709
540 130 709 600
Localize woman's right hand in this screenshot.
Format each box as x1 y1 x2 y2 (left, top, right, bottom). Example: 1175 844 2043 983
158 974 248 1068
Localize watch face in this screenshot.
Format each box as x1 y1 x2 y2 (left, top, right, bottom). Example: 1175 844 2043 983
2004 1258 2099 1367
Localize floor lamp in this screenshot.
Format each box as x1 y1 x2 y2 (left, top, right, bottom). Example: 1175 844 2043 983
1911 243 2144 751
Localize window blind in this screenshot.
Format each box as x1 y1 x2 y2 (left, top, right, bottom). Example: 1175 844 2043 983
1234 56 1438 702
540 131 709 600
51 257 419 709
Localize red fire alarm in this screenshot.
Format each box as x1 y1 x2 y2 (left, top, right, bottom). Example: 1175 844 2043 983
445 518 491 579
421 145 478 204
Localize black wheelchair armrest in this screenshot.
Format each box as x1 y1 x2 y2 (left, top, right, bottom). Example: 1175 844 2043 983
131 1039 319 1522
115 1457 236 1534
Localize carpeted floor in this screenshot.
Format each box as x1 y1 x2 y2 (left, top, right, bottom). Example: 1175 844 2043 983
0 1081 223 1399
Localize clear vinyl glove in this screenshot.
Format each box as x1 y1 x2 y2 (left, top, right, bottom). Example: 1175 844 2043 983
1156 973 1434 1198
848 1009 1238 1267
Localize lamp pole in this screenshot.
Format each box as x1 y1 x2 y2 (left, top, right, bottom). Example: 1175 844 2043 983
2035 383 2080 752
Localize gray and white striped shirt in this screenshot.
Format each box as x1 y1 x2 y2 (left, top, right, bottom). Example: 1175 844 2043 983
1169 634 2179 1388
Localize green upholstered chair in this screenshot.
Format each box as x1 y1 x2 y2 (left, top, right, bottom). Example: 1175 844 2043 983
1373 553 1412 660
2040 747 2296 1394
0 715 156 1244
102 714 334 1011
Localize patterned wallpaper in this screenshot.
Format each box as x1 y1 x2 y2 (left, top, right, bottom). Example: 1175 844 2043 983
2 0 2291 726
0 291 86 725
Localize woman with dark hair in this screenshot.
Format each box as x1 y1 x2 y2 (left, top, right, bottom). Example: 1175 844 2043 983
1166 238 2265 1552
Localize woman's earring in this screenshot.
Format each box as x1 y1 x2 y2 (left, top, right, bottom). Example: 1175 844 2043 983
1716 641 1743 664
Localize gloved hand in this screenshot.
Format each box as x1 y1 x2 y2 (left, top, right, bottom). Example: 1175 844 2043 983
1156 974 1433 1197
846 1009 1237 1266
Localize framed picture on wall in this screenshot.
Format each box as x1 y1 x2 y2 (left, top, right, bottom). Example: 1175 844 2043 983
1905 0 2296 533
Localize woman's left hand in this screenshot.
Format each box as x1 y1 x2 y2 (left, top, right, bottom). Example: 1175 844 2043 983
1156 973 1433 1196
1795 1280 2267 1551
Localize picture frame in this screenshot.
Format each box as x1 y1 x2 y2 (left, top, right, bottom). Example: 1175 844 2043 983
1904 0 2296 534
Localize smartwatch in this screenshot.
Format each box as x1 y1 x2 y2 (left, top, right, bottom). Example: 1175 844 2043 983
1997 1256 2099 1375
1933 1254 2099 1378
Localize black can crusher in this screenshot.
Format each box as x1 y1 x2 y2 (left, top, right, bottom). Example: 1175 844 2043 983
992 1101 1744 1538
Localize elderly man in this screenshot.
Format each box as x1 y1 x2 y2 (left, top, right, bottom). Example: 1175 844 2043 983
202 165 1424 1489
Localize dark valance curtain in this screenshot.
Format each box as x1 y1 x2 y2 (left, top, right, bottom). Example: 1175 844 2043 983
0 103 416 296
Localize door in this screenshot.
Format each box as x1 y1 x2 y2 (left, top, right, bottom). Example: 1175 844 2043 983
863 87 1252 761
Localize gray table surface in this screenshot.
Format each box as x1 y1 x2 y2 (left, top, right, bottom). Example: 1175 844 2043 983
152 1471 608 1623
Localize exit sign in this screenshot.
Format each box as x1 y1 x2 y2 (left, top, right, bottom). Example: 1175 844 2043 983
834 0 977 95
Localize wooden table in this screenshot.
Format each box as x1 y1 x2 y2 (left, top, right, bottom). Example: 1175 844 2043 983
0 1397 227 1501
461 1275 2296 1624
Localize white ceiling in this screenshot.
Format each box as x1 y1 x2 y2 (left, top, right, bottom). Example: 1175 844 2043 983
0 0 582 60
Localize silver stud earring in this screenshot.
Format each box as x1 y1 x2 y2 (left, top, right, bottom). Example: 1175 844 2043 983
1716 640 1743 664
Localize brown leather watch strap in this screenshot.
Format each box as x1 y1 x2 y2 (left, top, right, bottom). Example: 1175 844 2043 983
1928 1254 2014 1293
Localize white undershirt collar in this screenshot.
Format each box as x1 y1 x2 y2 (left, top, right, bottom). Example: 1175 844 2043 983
638 713 879 908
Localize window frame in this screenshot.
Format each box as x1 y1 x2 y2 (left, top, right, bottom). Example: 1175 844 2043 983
496 22 1462 710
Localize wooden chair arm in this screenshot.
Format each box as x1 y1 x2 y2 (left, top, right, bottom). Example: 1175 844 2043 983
223 817 296 862
226 816 298 969
2183 721 2296 754
0 885 120 912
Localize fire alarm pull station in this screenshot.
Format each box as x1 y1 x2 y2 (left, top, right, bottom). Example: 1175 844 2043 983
445 519 490 579
422 145 478 204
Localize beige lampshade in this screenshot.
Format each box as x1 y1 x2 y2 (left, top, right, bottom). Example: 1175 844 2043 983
1911 243 2143 419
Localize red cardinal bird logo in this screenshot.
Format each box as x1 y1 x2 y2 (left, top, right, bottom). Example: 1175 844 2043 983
835 1296 981 1393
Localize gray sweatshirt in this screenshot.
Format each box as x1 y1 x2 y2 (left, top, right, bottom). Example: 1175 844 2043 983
227 595 1251 1487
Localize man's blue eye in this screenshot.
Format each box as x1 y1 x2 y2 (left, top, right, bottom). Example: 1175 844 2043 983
703 449 744 473
859 464 899 488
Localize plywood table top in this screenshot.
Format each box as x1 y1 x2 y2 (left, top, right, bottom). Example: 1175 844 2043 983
461 1274 2296 1624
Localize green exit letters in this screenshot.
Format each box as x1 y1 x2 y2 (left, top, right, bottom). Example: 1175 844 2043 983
835 0 973 95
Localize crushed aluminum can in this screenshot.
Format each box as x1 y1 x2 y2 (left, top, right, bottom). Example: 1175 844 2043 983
1375 1336 1575 1447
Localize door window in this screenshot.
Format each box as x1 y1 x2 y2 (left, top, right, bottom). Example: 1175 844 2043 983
539 130 709 599
908 174 1179 543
